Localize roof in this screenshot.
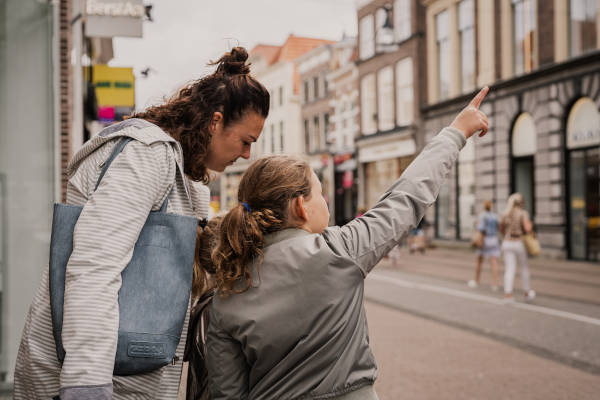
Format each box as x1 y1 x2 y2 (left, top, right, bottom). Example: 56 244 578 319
249 44 281 66
250 34 335 94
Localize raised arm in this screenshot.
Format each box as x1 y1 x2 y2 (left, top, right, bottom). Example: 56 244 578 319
323 87 490 276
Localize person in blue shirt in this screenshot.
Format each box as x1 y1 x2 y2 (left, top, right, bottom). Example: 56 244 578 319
468 199 500 290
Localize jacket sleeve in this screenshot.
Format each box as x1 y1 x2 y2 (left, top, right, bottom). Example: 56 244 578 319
206 309 250 400
322 127 466 276
59 140 175 399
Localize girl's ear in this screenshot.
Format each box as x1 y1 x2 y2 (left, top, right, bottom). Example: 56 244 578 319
291 196 308 223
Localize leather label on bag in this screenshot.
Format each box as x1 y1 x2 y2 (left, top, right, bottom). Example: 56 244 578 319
128 341 167 358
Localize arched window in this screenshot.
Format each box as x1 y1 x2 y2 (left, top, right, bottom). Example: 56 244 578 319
566 97 600 261
511 112 536 217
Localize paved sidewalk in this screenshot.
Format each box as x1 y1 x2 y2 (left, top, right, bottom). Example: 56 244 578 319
377 245 600 305
366 301 600 400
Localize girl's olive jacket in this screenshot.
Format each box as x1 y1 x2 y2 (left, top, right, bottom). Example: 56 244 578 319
206 127 466 400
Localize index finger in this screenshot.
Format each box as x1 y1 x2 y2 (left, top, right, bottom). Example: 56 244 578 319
469 86 489 109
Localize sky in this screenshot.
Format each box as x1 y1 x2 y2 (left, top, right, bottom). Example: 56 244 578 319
110 0 359 111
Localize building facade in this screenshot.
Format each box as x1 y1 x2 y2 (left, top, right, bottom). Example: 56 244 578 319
327 38 361 225
297 43 336 224
356 0 428 210
422 0 600 261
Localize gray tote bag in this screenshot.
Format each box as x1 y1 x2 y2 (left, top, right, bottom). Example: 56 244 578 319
49 137 198 375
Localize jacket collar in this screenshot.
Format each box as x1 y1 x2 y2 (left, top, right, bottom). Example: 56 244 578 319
263 228 311 247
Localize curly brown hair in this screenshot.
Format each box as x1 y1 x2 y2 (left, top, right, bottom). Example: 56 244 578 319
211 156 313 296
192 216 222 298
134 47 270 183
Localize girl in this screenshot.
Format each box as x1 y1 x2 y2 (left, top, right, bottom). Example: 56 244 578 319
468 199 501 290
206 87 490 399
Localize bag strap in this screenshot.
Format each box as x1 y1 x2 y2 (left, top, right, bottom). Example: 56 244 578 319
94 137 169 212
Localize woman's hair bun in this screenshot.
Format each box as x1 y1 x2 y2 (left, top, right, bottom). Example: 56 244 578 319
212 46 250 76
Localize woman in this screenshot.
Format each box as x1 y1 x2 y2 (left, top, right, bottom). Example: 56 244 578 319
14 47 269 400
204 88 490 399
499 193 535 301
468 200 500 290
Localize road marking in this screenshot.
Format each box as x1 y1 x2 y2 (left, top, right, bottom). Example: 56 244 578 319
367 272 600 327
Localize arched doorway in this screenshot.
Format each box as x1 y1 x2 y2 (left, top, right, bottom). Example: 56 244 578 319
511 112 537 218
566 97 600 262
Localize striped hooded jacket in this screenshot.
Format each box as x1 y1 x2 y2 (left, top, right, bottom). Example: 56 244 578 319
14 119 209 399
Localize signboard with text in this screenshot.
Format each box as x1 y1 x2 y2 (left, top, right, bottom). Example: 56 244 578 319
85 0 144 38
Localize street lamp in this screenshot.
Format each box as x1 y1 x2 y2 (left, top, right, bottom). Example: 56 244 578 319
375 4 398 53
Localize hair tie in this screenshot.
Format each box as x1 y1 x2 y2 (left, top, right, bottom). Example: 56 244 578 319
241 202 252 213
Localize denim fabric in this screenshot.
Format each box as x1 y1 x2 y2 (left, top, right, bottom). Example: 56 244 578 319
477 211 499 237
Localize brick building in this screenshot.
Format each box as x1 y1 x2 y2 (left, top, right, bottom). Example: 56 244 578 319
355 0 428 210
421 0 599 261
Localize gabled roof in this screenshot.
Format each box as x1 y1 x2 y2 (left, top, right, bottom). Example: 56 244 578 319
250 34 335 94
251 34 335 66
250 44 281 66
277 34 335 62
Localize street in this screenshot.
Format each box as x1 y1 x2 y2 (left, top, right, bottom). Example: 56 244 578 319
365 247 600 399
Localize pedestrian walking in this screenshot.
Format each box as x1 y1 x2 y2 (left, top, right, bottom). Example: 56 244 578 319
13 47 269 400
499 192 536 301
204 88 490 399
408 217 427 254
468 200 500 290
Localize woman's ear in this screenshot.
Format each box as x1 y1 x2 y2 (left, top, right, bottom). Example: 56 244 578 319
290 196 308 223
209 111 224 135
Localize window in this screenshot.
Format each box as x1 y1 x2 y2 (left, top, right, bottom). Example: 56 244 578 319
569 0 598 57
279 121 284 153
511 113 537 219
270 124 276 153
304 119 310 153
512 0 537 75
396 58 413 126
303 80 310 103
324 74 329 96
313 116 321 151
394 0 411 42
361 73 377 135
377 66 395 131
436 10 450 101
458 140 476 239
359 14 375 60
459 0 475 93
324 113 330 143
313 76 319 99
279 86 284 106
263 128 270 153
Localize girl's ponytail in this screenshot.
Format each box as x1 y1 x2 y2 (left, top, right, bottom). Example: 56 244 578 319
212 156 312 296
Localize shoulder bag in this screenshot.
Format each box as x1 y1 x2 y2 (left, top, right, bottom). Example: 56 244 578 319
49 137 198 375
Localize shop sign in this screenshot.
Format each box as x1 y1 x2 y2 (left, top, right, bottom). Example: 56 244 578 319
85 0 144 38
358 138 416 163
93 64 135 107
567 97 600 150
